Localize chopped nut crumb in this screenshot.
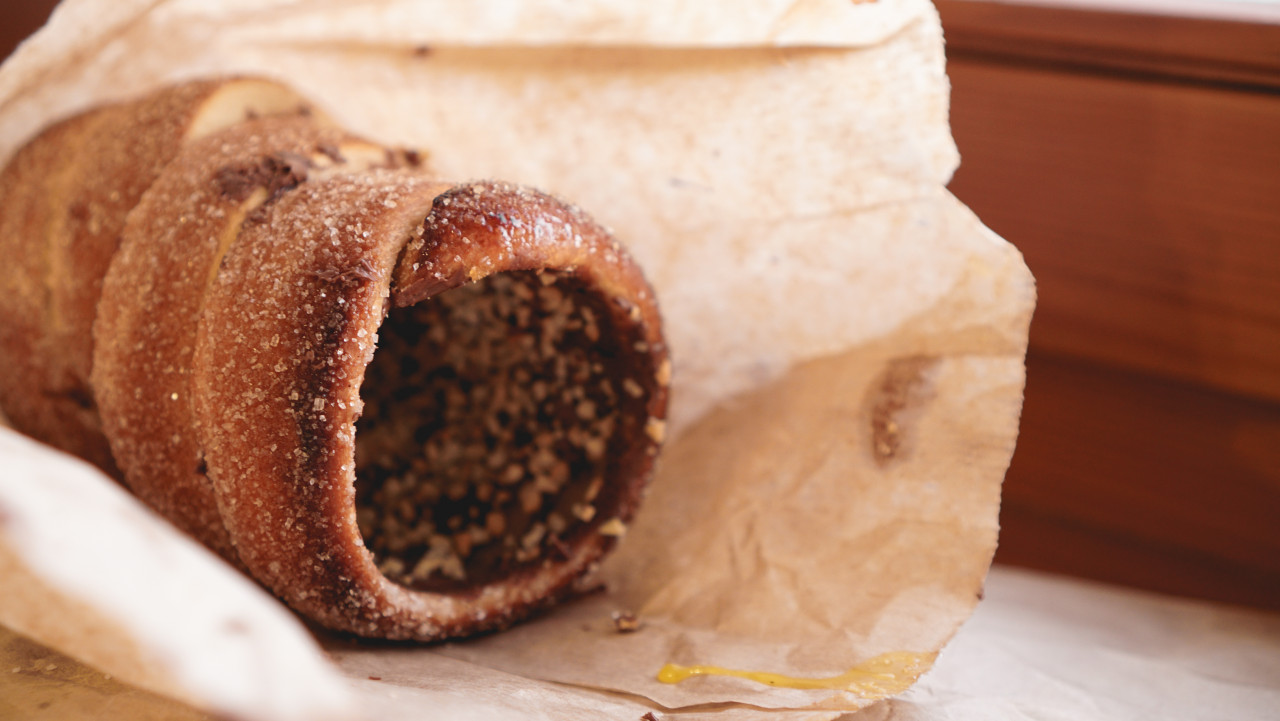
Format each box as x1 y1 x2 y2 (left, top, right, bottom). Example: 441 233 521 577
622 378 645 398
611 610 641 633
656 358 671 387
599 518 627 537
645 417 666 444
353 270 643 587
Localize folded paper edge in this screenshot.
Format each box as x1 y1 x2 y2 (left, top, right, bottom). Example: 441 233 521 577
0 427 361 721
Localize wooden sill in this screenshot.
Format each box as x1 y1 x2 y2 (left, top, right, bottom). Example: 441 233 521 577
939 0 1280 88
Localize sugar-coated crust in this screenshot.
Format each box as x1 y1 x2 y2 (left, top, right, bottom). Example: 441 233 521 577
0 112 104 467
1 79 669 641
93 116 379 562
193 174 667 639
0 79 312 476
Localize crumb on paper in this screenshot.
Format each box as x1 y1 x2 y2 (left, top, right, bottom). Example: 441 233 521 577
868 355 939 466
611 610 641 633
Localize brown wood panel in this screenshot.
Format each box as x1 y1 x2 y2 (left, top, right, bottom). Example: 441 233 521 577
945 3 1280 609
948 58 1280 404
1 0 58 62
998 350 1280 609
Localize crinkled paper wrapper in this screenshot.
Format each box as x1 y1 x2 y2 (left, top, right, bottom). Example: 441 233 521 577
0 0 1035 718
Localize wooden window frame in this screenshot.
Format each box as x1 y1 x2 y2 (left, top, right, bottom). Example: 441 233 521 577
939 0 1280 89
939 0 1280 609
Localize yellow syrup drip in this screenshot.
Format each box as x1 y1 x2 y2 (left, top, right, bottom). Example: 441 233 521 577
656 650 937 699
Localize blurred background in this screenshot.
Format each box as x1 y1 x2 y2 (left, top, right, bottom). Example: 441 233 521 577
3 0 1278 610
938 0 1280 611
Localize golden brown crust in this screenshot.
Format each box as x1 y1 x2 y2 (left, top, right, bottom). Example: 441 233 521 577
1 79 668 642
194 171 449 636
0 111 106 468
92 116 382 561
192 176 667 639
0 79 314 476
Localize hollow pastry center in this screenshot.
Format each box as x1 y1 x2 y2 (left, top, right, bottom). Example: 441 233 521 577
354 271 636 590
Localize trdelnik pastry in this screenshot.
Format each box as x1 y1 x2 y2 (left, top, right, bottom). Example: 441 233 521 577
0 78 670 641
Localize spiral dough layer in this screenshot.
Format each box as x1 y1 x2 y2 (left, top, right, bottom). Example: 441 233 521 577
0 78 669 640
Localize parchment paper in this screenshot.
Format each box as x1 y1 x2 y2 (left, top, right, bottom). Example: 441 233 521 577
0 428 358 721
0 0 1036 718
8 567 1279 720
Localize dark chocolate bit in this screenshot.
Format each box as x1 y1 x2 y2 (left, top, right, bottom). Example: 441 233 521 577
213 151 313 202
265 151 312 197
213 164 257 201
383 147 425 169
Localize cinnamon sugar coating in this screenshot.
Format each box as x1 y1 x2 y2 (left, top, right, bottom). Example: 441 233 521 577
0 80 316 474
0 80 668 641
195 176 667 639
93 115 393 561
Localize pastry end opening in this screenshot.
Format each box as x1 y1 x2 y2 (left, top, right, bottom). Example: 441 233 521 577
353 269 656 592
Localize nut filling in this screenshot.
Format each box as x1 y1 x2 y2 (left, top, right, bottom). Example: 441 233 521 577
354 270 650 591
